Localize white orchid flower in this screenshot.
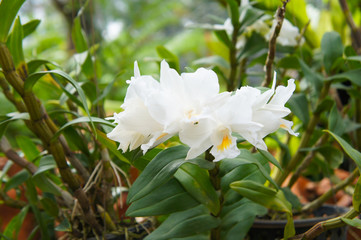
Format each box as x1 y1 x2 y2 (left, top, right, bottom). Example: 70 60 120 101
266 18 302 46
107 62 169 153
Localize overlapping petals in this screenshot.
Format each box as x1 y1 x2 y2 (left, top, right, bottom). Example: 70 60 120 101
107 60 298 161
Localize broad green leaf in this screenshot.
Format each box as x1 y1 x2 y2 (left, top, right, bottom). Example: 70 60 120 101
126 178 199 217
287 93 309 126
258 149 282 171
32 174 61 196
220 198 267 240
238 32 267 60
144 205 220 240
328 104 345 136
346 56 361 62
226 0 239 29
0 0 26 43
321 31 343 74
0 112 29 139
341 217 361 229
326 69 361 87
127 145 189 203
230 180 295 239
40 197 59 217
4 169 30 192
95 129 130 164
71 17 88 53
34 155 56 176
214 30 231 47
318 145 343 169
325 130 361 170
25 70 95 134
53 116 114 140
7 17 25 69
156 46 180 72
16 135 40 162
2 205 29 240
55 218 71 232
238 5 264 35
298 58 323 96
27 59 60 74
25 179 50 239
175 163 220 215
23 19 41 38
220 150 271 194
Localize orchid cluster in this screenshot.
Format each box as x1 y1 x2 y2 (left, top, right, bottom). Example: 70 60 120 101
107 60 298 162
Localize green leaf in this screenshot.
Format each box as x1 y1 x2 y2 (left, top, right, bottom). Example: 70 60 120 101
144 205 220 240
238 32 267 60
220 150 271 195
7 17 25 69
55 218 71 232
95 129 130 164
0 0 26 43
40 197 59 217
287 93 309 126
321 31 343 74
326 69 361 87
25 70 95 134
53 116 114 140
214 30 231 47
230 180 295 239
341 217 361 229
175 163 220 215
353 177 361 212
318 145 343 169
0 112 29 139
27 59 60 74
238 5 264 34
16 135 40 162
4 169 30 192
32 174 61 196
325 130 361 170
2 205 29 240
220 198 267 240
298 58 323 96
34 155 56 176
71 17 88 53
23 19 41 38
156 46 180 72
127 145 189 203
126 178 199 217
25 179 50 238
226 0 239 28
258 149 282 171
328 104 345 136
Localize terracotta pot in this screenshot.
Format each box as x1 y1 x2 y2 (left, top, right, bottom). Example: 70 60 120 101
247 205 349 240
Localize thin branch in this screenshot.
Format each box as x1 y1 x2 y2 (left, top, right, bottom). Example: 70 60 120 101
262 0 290 87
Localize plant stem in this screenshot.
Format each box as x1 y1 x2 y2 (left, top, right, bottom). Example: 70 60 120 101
301 168 359 213
0 42 102 234
288 134 328 188
289 208 359 240
274 81 331 186
262 0 289 87
228 19 239 91
205 150 222 240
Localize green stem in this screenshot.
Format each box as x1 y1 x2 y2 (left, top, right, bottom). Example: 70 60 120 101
301 168 359 213
289 208 359 240
205 150 222 240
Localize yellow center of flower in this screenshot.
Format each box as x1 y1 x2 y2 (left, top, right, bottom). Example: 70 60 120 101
217 134 232 152
280 124 287 128
156 133 168 141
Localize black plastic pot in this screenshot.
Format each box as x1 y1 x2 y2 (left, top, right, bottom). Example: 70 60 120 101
247 205 349 240
87 220 153 240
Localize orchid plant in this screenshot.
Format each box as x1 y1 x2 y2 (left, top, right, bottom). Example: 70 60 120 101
2 0 361 240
